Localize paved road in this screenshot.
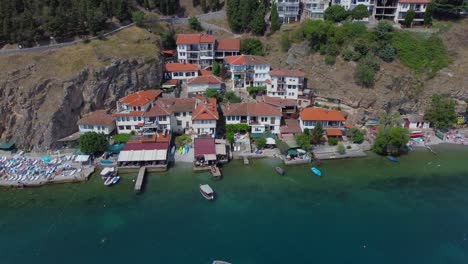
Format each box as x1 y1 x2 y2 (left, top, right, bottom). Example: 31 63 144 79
0 23 135 56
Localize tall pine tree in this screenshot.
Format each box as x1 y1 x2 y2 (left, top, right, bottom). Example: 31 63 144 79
270 2 280 32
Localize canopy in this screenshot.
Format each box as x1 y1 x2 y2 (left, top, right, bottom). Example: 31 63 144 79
266 138 276 145
215 144 226 155
40 155 51 164
204 154 217 161
297 149 306 154
108 143 125 154
75 155 90 162
288 149 297 156
118 150 167 162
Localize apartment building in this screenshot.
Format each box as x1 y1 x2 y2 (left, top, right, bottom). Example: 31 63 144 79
77 110 115 135
302 0 331 19
164 63 199 81
266 69 306 100
274 0 301 23
224 55 271 89
224 102 282 134
192 98 219 137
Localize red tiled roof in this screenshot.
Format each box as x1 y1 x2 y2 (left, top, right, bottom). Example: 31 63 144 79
194 138 216 157
224 55 269 66
280 119 302 134
176 34 215 45
399 0 429 3
200 69 212 76
193 98 219 121
165 63 198 72
113 111 144 117
260 95 297 108
187 75 222 85
123 142 169 151
163 79 178 86
144 103 170 117
77 110 114 126
119 90 161 107
299 108 345 122
326 128 343 137
215 38 240 51
224 102 282 117
145 98 196 117
269 69 306 78
163 50 175 55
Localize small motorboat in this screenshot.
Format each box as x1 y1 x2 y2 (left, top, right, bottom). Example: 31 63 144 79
112 176 120 185
212 261 232 264
387 156 399 163
104 176 115 186
275 167 285 176
171 145 176 155
310 167 322 177
200 184 215 200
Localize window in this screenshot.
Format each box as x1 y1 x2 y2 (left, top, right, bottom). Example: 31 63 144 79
402 3 408 8
261 117 267 122
175 112 180 117
236 116 240 121
177 120 182 126
126 116 130 121
125 125 131 130
183 112 186 117
159 116 167 121
227 116 231 121
119 126 124 130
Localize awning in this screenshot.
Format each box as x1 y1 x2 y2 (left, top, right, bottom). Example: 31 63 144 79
215 144 226 155
75 155 90 162
249 133 264 139
118 150 167 162
204 154 217 161
266 138 276 145
288 149 297 156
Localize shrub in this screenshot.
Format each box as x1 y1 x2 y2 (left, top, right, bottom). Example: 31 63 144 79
240 38 264 56
132 11 146 27
113 133 131 144
212 61 220 76
346 145 352 149
325 55 336 65
328 137 339 146
361 55 381 71
324 5 349 23
342 49 361 61
256 137 267 148
374 20 393 41
225 91 241 103
354 64 376 87
175 134 192 147
337 143 346 154
246 86 266 99
378 44 396 62
189 17 203 31
351 4 369 20
354 38 370 55
205 88 220 99
404 9 416 28
276 139 290 155
347 127 365 144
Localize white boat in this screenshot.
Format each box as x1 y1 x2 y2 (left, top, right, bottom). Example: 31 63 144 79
104 177 115 186
100 167 115 177
200 184 214 200
213 261 232 264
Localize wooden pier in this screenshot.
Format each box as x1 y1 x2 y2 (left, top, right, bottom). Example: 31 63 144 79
135 166 146 192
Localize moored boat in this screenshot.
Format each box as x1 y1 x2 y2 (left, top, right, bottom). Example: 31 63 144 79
310 167 322 177
212 261 232 264
387 156 399 163
275 167 285 176
112 176 120 185
104 177 115 186
200 184 214 200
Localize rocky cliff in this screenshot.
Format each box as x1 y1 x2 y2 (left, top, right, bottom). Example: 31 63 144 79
0 58 163 150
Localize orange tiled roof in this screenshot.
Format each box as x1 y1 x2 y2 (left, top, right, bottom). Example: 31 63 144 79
187 75 222 85
77 110 114 126
176 33 215 45
145 98 196 118
224 102 281 117
260 95 297 108
163 79 178 86
215 38 240 51
269 69 306 78
113 111 144 117
326 128 343 137
119 90 161 107
224 55 269 66
192 98 219 121
165 63 198 72
299 108 345 122
200 69 213 76
280 119 302 134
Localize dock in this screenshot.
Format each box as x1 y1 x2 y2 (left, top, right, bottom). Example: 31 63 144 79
135 166 146 192
243 157 249 165
211 166 222 178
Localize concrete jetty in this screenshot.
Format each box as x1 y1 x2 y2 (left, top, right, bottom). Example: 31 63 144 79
135 166 146 192
243 157 249 165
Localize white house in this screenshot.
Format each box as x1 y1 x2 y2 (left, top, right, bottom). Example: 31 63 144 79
302 0 331 19
266 69 306 100
402 114 431 129
224 102 282 134
394 0 428 24
114 90 162 134
192 98 219 137
299 107 346 131
176 33 215 67
164 63 199 81
274 0 301 23
224 55 271 89
77 110 115 135
186 75 223 96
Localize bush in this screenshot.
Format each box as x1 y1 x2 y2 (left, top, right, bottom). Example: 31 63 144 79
372 127 410 156
354 64 376 87
256 137 267 148
175 134 192 147
280 33 291 52
205 88 220 99
354 38 370 55
346 145 352 149
337 143 346 154
328 137 339 146
404 9 416 28
79 132 108 155
189 17 203 31
351 4 369 20
324 5 349 23
224 91 241 103
113 133 131 144
361 55 381 71
325 55 336 65
424 94 457 129
132 11 146 27
212 61 220 76
246 86 266 99
374 20 393 41
342 49 361 61
276 139 290 155
378 44 396 62
347 127 365 144
240 38 264 56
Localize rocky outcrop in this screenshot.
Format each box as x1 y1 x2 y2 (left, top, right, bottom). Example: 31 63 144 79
0 58 163 151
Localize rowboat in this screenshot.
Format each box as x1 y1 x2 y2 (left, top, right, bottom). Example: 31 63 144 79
310 167 322 177
275 167 285 176
387 156 399 163
200 184 214 200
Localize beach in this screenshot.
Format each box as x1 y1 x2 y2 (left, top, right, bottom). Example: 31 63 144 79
1 144 468 263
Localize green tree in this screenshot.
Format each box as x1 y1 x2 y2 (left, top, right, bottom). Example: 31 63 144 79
372 126 409 156
347 127 365 144
354 64 375 87
295 132 311 150
374 20 394 41
404 9 416 28
79 132 108 155
250 1 266 35
212 61 220 76
424 94 457 129
132 11 146 27
351 4 369 20
328 137 339 146
205 88 220 99
225 91 242 103
433 0 467 18
256 137 267 148
175 134 192 147
227 0 242 32
271 2 281 32
240 38 264 55
324 5 349 23
246 86 266 98
378 44 396 62
424 1 435 26
188 16 203 31
311 123 324 144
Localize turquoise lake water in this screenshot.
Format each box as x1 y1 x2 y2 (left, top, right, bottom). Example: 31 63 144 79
1 145 468 263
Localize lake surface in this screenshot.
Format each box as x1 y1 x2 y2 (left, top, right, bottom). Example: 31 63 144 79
1 145 468 264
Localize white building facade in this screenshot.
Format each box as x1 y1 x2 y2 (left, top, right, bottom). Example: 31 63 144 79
274 0 301 23
266 69 306 100
224 102 282 134
224 55 271 89
164 63 199 81
176 34 215 67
